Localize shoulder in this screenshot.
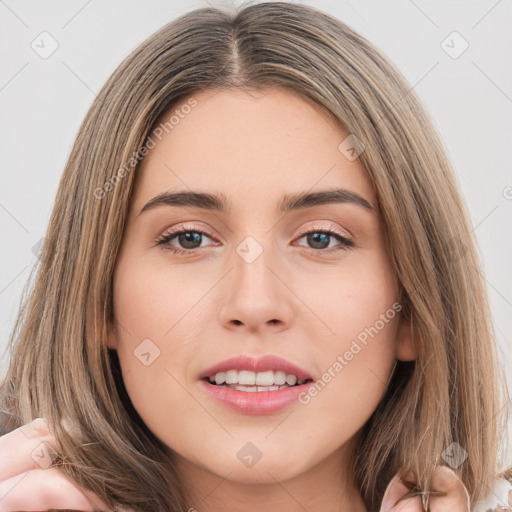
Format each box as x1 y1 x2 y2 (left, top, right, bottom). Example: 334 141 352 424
473 468 512 512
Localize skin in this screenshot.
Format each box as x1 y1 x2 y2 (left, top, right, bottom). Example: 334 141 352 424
106 87 416 512
0 419 473 511
0 88 475 511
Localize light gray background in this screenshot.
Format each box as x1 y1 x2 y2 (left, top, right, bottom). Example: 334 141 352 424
1 0 511 464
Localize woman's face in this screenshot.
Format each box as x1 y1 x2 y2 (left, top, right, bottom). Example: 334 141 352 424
107 87 414 489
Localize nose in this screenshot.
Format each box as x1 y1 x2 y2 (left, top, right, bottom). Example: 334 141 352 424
217 239 294 334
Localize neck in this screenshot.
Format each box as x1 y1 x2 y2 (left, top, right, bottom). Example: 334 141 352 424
172 443 367 512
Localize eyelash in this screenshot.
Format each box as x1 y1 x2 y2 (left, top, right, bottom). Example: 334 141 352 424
154 222 355 255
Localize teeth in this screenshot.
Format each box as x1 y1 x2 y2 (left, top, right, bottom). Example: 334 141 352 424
255 370 274 386
274 371 286 385
234 385 258 392
225 370 238 384
208 370 308 387
238 370 256 385
219 384 288 392
286 374 297 386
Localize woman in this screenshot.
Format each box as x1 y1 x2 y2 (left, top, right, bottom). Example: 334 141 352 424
0 2 510 511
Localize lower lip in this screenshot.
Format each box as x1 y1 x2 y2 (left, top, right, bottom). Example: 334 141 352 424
199 379 313 415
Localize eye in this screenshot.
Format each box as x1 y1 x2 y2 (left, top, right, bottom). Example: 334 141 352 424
154 222 354 255
294 223 354 253
155 223 218 255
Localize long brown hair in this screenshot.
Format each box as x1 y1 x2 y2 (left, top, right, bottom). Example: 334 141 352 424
1 2 508 510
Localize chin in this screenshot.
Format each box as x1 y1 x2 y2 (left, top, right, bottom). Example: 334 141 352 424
202 450 314 485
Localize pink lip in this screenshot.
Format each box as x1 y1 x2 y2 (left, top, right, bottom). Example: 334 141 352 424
198 379 313 415
197 354 314 415
198 354 313 381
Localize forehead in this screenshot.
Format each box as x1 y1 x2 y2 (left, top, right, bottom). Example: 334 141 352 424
131 87 375 215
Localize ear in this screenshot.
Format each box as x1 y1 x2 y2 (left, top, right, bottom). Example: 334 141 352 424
106 322 119 350
395 312 416 362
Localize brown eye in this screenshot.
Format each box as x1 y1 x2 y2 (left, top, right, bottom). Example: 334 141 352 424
155 223 218 255
295 224 354 253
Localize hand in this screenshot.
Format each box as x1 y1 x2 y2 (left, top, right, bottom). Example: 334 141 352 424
0 417 116 511
380 465 471 511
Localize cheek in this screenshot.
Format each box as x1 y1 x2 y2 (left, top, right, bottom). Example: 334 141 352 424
301 314 398 412
301 249 398 354
110 257 210 409
113 254 214 350
295 254 399 416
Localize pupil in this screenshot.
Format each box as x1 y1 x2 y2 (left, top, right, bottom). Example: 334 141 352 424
308 232 329 249
179 232 201 249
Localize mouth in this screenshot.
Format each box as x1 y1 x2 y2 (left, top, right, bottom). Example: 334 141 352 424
201 370 314 392
198 355 315 414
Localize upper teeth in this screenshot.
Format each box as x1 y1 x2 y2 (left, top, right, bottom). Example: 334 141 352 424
210 370 306 386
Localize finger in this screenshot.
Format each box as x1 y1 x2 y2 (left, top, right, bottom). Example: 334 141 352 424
0 466 115 512
380 473 423 512
429 465 470 512
0 418 60 482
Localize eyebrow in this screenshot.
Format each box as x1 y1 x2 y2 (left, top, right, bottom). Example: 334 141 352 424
139 188 375 216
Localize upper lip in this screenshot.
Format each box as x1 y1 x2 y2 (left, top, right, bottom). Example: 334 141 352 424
199 354 313 381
